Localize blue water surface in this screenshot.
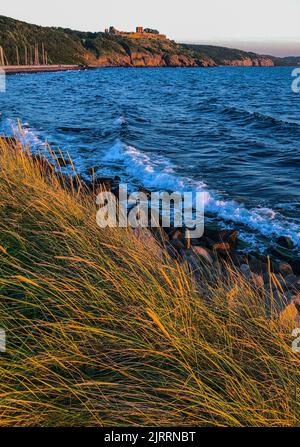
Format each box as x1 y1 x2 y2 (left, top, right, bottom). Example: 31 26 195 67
0 67 299 250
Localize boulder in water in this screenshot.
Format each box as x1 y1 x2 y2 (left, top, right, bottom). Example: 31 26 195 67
277 236 294 250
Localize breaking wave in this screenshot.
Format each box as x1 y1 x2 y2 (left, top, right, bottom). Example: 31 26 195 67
0 117 45 149
104 139 300 249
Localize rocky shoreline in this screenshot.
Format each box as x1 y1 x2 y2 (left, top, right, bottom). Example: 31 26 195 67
12 144 300 322
82 173 300 314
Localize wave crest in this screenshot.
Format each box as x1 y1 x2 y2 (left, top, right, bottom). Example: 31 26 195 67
104 139 300 249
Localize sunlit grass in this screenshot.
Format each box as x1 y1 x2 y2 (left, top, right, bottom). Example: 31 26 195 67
0 136 299 427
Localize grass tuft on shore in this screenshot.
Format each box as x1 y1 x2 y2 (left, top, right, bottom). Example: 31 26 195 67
0 136 299 427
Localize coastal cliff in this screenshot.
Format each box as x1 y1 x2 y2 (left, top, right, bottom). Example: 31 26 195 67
0 15 298 67
71 39 276 67
83 36 208 67
182 44 276 67
221 56 274 66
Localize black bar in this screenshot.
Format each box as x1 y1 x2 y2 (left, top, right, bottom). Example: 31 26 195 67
0 427 299 444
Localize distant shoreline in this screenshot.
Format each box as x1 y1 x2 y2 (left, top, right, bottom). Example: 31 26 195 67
0 65 87 75
1 15 300 70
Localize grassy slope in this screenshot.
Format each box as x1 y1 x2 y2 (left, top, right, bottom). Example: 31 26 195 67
0 16 87 65
1 15 299 66
0 136 299 426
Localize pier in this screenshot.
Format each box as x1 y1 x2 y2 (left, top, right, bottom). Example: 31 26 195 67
0 65 85 75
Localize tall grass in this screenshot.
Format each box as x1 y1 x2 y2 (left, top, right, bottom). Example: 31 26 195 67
0 136 299 427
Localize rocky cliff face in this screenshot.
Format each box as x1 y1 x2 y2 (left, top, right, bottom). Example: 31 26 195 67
182 44 277 68
88 52 274 68
85 38 275 67
222 56 274 67
90 53 202 67
83 36 210 67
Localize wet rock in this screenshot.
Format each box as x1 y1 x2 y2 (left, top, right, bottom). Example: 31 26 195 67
192 246 213 264
219 230 239 249
283 290 294 302
212 242 231 256
251 273 264 289
277 236 294 250
203 223 222 241
133 227 163 259
186 252 202 272
270 246 295 262
169 239 185 253
248 257 268 275
240 264 264 288
240 264 251 277
279 263 294 277
171 229 184 243
166 227 182 238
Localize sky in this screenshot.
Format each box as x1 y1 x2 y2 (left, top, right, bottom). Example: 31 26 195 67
1 0 300 56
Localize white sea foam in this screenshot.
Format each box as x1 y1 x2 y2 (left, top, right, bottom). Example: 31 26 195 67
104 140 300 249
103 140 189 191
1 116 299 250
0 118 44 149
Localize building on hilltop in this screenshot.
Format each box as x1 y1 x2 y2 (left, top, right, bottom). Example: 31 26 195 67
136 26 143 34
105 26 166 40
